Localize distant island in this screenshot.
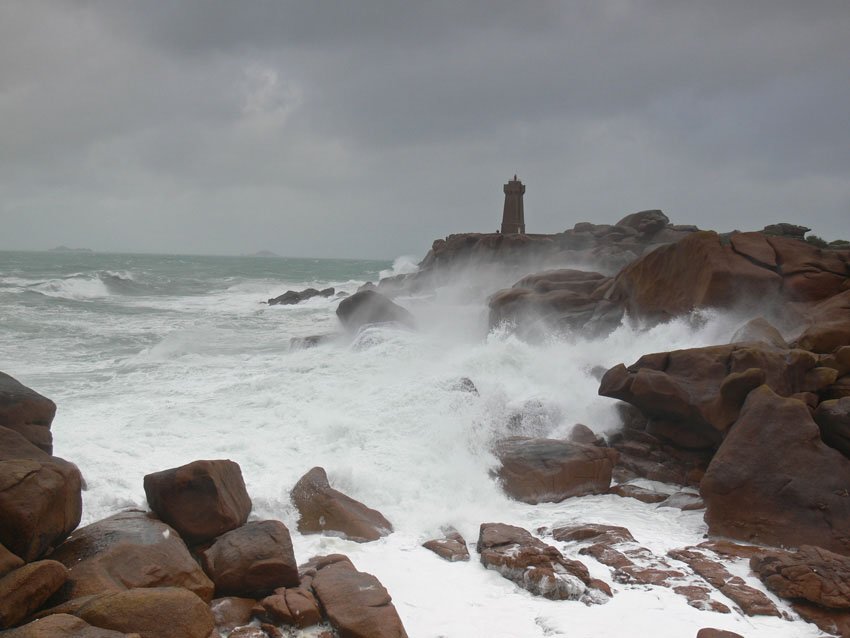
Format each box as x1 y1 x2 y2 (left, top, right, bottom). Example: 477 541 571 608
48 245 94 253
245 250 281 258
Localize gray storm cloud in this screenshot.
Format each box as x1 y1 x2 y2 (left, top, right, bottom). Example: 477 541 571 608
1 1 848 257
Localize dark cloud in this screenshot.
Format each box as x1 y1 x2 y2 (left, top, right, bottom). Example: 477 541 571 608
1 1 849 257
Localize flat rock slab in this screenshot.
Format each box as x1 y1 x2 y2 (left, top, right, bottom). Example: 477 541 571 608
48 510 213 603
750 545 850 609
0 560 68 629
199 520 299 598
144 459 252 545
290 467 392 543
477 523 607 603
495 437 617 504
304 554 408 638
668 548 780 617
658 491 705 511
75 587 214 638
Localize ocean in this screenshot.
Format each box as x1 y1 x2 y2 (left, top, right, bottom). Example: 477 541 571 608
0 250 817 637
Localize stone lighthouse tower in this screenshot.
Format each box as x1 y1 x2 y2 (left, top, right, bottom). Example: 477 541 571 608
501 175 526 234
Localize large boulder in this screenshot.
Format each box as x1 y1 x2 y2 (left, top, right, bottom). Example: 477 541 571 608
143 459 252 545
75 587 214 638
0 561 69 629
0 427 82 562
198 520 299 597
615 209 670 236
290 467 392 543
303 554 408 638
477 523 607 603
700 386 850 554
335 290 415 332
0 614 139 637
494 437 617 504
0 372 56 453
599 343 833 448
48 510 214 603
259 584 322 629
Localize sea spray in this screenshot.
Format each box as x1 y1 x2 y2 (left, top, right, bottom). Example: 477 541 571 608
0 249 817 638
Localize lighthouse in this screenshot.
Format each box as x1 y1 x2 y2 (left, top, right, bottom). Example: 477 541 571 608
500 175 526 234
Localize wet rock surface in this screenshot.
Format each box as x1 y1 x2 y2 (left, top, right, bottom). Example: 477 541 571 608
74 587 215 638
143 459 252 545
477 523 607 603
495 437 617 504
304 554 408 638
198 520 299 597
290 466 393 542
48 510 214 603
422 528 470 562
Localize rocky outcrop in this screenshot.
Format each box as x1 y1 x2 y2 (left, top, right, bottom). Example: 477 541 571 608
74 587 214 638
422 528 469 562
336 290 415 332
303 554 408 638
701 386 850 554
420 210 697 278
477 523 608 603
143 459 252 545
268 287 334 306
290 467 393 543
0 427 83 562
0 561 69 629
0 372 56 453
494 437 617 504
606 231 850 322
599 343 834 449
48 510 214 603
198 520 299 597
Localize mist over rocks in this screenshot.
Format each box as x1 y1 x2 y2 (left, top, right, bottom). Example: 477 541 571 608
335 289 415 332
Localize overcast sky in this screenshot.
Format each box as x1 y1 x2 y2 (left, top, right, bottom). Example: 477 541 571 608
1 1 848 258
